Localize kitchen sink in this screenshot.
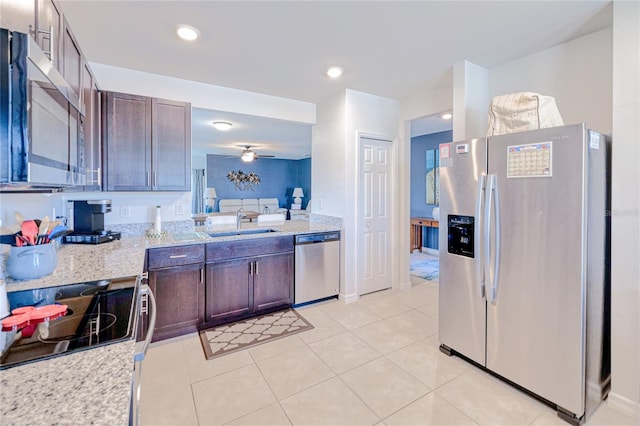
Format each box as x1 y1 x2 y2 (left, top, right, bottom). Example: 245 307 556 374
208 228 279 238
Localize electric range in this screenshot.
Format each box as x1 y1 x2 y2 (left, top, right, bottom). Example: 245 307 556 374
0 276 140 369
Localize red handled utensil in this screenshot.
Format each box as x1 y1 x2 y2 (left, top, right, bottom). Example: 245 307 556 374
20 220 38 245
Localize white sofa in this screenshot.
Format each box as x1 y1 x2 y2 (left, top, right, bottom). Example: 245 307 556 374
218 198 287 215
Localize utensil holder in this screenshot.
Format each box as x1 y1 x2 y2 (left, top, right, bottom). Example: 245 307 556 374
6 243 58 280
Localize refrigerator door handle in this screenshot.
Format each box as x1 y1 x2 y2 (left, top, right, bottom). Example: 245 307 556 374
475 174 487 298
487 175 502 304
484 174 494 301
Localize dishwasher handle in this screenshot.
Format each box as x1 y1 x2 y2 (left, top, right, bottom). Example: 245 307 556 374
295 232 340 245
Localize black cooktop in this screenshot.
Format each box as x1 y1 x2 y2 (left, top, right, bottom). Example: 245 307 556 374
0 276 139 369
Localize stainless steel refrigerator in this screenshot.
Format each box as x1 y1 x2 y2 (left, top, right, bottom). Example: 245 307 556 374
438 124 610 425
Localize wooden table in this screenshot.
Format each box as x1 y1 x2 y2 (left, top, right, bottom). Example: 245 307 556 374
411 217 439 253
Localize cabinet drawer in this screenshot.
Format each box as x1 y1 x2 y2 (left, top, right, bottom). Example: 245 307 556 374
148 244 205 269
206 236 293 262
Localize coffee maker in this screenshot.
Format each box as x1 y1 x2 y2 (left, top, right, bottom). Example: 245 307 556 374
63 200 122 244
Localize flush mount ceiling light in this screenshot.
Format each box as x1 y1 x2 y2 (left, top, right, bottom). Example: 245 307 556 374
212 121 232 131
442 113 453 120
326 66 343 78
177 25 200 41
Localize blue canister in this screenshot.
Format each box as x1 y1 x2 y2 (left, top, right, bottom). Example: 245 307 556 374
6 243 58 280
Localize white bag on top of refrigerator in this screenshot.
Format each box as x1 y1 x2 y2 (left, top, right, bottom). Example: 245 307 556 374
487 92 564 136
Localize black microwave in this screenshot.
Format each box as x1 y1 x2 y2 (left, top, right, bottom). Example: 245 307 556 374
0 28 85 190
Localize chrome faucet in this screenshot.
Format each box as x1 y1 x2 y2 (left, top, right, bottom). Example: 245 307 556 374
236 208 245 230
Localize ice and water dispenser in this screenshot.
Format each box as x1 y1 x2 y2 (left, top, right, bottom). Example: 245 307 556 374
447 215 474 258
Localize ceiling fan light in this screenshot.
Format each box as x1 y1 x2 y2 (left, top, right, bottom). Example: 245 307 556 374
241 150 255 162
212 121 232 131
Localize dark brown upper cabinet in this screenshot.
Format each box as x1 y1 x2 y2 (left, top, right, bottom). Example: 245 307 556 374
103 91 191 191
35 0 62 71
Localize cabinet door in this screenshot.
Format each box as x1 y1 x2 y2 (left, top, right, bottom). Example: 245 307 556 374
35 0 61 70
149 263 205 341
206 259 252 323
81 62 101 190
151 98 191 191
104 92 152 191
253 252 293 313
62 17 82 101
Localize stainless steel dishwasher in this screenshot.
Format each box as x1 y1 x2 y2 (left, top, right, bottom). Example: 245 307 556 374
294 232 340 305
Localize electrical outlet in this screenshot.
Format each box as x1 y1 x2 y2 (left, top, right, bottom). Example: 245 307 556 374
120 206 130 217
175 203 185 215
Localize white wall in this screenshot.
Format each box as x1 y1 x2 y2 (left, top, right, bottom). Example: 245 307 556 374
489 28 613 134
312 92 347 219
91 63 316 124
453 60 490 141
344 90 399 300
312 90 399 301
312 91 347 299
0 191 192 232
609 0 640 417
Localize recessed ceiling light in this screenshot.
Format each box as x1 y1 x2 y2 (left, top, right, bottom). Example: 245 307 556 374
177 25 200 41
326 66 343 78
212 121 232 131
442 113 453 120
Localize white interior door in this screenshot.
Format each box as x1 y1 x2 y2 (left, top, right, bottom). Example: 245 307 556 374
359 137 392 295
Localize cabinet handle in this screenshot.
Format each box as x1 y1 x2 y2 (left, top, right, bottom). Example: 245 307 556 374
49 25 54 65
97 167 101 186
169 254 187 259
39 26 54 64
249 262 253 275
153 171 157 187
254 261 258 275
200 268 204 283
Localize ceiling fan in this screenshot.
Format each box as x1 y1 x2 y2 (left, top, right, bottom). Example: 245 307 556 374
240 146 275 162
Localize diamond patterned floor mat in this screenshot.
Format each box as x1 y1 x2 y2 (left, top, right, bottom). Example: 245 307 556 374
199 309 314 360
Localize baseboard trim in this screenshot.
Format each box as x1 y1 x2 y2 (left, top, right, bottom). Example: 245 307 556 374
607 392 640 419
421 247 439 257
340 292 359 304
397 280 413 289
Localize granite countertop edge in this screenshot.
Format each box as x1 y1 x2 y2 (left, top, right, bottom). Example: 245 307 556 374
3 220 341 292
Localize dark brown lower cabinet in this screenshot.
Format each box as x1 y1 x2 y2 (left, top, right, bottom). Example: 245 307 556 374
205 236 294 327
205 258 251 323
147 245 205 342
252 252 293 312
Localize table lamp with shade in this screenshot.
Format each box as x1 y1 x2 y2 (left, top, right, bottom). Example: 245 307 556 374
292 187 304 208
205 187 217 213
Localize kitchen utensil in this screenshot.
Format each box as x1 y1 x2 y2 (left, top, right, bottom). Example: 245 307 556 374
48 229 73 241
38 216 49 236
0 234 16 245
14 212 24 226
15 234 30 247
47 225 67 239
21 221 38 245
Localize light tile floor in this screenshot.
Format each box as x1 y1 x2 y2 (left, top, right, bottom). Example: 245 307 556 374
140 275 637 426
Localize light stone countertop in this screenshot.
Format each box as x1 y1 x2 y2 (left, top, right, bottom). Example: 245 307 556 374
0 340 136 426
3 216 341 292
0 217 342 425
